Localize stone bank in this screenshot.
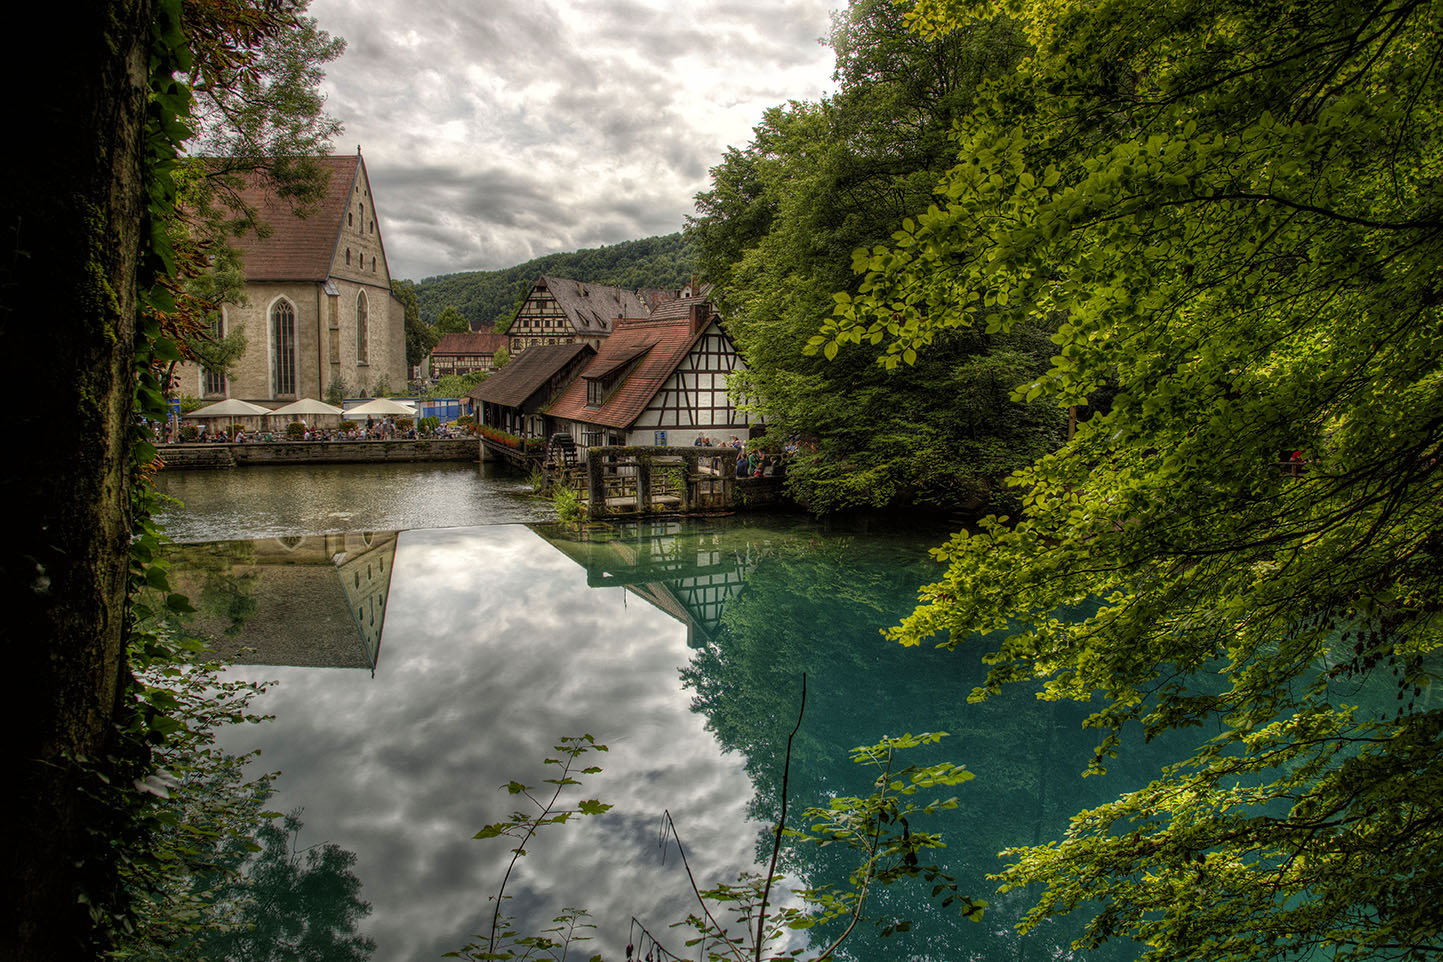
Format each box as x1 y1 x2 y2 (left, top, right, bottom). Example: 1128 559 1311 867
158 439 478 470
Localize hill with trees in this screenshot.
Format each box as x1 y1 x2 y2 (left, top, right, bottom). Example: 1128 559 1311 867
410 232 695 331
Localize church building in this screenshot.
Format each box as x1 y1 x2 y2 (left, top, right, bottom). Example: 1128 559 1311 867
178 150 407 404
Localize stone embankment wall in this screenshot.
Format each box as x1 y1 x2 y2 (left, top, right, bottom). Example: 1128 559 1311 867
158 439 478 470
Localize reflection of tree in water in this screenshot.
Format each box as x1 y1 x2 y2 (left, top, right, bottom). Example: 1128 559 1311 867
164 540 263 637
681 534 1184 961
200 809 376 962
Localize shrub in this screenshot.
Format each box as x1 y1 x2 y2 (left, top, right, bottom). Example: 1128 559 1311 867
419 416 440 436
396 417 413 433
179 424 199 442
286 422 305 440
339 420 357 434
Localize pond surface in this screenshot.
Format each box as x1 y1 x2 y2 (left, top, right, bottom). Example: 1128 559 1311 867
157 466 1175 962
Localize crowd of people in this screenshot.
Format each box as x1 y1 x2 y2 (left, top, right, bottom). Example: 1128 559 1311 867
158 416 468 443
692 434 798 479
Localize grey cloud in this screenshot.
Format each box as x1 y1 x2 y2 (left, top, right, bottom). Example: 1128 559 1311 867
310 0 841 278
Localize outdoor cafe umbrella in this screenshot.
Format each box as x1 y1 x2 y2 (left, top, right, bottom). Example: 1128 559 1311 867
268 397 343 420
345 398 416 418
184 397 271 419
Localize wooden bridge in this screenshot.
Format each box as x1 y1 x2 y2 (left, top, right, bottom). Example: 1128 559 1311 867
545 445 741 519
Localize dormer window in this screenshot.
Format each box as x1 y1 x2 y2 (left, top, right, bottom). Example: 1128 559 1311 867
582 344 653 408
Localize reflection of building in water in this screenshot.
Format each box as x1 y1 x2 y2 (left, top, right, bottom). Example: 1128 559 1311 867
534 520 759 647
164 532 398 671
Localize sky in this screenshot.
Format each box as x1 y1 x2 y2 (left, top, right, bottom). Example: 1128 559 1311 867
308 0 850 282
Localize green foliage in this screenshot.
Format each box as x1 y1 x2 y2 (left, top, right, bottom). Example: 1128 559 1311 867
821 1 1443 960
688 1 1057 512
325 374 350 406
393 278 438 368
491 345 510 369
435 304 472 335
552 485 584 525
370 375 392 398
418 415 440 436
430 371 487 399
412 233 696 329
453 735 610 962
285 420 305 439
179 394 207 413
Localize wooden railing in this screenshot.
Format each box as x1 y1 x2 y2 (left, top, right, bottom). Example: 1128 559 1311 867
579 446 738 519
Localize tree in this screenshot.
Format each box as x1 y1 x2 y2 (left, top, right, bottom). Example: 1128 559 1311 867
491 345 510 369
1 2 173 958
822 1 1443 959
687 1 1059 512
167 0 345 388
434 304 472 334
393 278 437 369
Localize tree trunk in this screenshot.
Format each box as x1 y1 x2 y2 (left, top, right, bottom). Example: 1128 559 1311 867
0 2 154 957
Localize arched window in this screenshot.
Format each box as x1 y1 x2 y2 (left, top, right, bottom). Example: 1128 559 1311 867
203 310 226 396
271 299 296 396
356 290 369 363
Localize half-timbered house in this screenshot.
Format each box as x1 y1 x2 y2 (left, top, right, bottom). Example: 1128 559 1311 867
467 342 595 440
428 331 511 379
504 275 652 355
545 295 750 448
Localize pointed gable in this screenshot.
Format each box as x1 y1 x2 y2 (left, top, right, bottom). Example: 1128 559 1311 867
537 275 650 336
547 315 715 429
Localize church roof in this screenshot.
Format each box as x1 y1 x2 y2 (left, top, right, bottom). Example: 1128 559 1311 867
227 154 367 282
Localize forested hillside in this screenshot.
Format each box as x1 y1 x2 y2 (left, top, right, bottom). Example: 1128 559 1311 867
411 232 695 330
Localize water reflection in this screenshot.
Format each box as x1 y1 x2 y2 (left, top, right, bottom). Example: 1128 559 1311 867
533 518 769 648
163 532 397 672
180 514 1186 962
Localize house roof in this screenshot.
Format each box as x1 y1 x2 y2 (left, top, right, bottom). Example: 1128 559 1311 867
468 342 594 408
227 154 363 282
645 294 716 323
432 332 509 356
547 315 717 429
534 275 652 336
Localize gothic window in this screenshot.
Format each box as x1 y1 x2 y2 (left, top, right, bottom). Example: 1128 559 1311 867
202 312 226 395
271 299 296 396
356 290 369 363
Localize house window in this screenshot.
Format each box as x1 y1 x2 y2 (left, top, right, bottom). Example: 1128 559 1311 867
356 290 369 363
582 429 604 448
346 248 351 265
586 379 603 406
271 299 296 396
348 212 353 226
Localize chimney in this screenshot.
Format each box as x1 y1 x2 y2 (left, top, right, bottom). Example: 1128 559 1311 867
691 302 710 334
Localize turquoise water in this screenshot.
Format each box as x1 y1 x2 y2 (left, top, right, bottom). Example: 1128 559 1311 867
158 468 1179 961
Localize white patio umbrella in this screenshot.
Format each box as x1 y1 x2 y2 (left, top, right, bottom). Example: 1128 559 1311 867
345 398 416 418
268 397 343 419
184 397 271 419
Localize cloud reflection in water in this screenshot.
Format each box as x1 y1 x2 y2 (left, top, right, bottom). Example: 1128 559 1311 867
214 523 770 962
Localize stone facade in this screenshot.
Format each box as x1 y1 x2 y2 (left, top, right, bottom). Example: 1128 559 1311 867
176 152 407 404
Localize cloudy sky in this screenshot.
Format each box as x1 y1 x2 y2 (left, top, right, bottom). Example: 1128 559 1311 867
309 0 849 281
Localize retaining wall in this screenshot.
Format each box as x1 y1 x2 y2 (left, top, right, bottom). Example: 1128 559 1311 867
157 439 479 470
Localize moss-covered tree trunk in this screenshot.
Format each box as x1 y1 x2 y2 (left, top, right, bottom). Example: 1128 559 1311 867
0 2 153 957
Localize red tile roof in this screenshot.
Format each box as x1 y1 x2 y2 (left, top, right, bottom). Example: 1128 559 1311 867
547 315 715 429
432 332 510 356
228 154 361 281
